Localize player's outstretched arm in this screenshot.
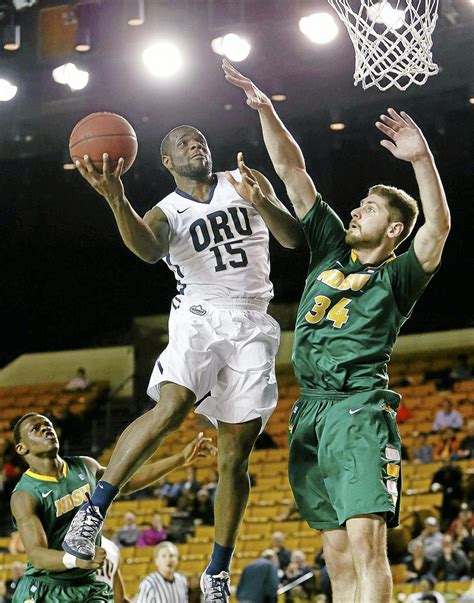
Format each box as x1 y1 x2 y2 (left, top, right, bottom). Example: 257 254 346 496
225 152 303 249
10 490 105 571
376 109 450 273
82 432 216 495
223 59 316 219
75 153 169 263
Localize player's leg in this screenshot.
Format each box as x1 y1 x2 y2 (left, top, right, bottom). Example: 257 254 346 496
200 418 261 599
63 383 195 559
101 382 195 487
321 528 358 603
346 514 392 603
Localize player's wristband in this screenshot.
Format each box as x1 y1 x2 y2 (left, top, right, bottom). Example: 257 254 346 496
62 552 78 569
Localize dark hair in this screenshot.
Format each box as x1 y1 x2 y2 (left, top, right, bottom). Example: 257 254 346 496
369 184 419 247
160 125 201 158
13 413 37 446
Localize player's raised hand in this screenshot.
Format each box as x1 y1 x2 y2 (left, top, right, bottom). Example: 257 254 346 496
225 152 267 206
77 545 106 569
376 108 430 163
182 432 217 466
222 59 271 111
75 153 126 205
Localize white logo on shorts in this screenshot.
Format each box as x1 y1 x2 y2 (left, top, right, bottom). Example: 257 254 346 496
349 407 363 414
42 490 53 498
190 305 206 316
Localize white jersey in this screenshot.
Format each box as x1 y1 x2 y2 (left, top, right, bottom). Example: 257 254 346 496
135 570 188 603
96 536 120 589
156 170 273 304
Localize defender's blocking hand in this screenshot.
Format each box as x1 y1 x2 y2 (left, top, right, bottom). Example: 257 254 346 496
225 152 267 207
376 108 430 163
222 59 272 111
182 432 217 466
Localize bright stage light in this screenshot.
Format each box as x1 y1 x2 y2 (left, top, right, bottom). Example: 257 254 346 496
299 13 338 44
142 42 183 77
211 33 251 62
52 63 89 90
367 2 406 30
0 79 18 101
126 0 145 26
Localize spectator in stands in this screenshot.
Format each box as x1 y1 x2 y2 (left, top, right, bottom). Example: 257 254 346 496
405 540 434 583
270 531 292 571
64 366 91 392
203 469 219 501
455 419 474 460
406 577 446 603
449 354 472 383
187 574 202 603
433 399 464 432
3 561 24 603
431 534 470 582
135 541 188 602
282 550 316 601
314 548 331 602
433 428 461 462
447 503 474 539
167 497 195 543
192 487 214 526
431 460 464 528
136 513 168 547
414 434 434 464
410 517 444 563
236 549 279 603
113 511 140 548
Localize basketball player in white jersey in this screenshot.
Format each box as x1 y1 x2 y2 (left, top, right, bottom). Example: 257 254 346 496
62 125 303 601
96 536 129 603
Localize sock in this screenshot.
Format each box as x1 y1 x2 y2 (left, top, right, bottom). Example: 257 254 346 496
206 542 234 575
88 480 119 516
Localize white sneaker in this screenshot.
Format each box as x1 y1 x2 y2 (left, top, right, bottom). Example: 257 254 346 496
200 569 230 602
62 501 104 560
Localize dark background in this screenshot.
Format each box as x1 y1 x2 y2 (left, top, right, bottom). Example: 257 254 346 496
1 0 474 367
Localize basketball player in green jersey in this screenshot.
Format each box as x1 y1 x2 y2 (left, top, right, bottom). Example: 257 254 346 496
223 61 450 603
11 412 215 603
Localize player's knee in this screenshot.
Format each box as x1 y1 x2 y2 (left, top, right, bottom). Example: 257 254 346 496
350 535 388 569
149 395 193 435
218 448 250 476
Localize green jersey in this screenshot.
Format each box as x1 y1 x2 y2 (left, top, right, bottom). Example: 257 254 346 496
293 196 435 391
13 456 98 584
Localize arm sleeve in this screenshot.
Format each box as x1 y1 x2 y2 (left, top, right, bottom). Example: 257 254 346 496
135 580 151 603
386 240 437 317
298 194 347 266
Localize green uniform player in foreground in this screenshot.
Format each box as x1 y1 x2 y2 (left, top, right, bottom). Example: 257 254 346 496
11 413 216 603
223 60 451 603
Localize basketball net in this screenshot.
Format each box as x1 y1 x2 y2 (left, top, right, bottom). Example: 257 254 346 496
327 0 439 91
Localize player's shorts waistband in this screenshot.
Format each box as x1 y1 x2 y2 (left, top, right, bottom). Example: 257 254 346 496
207 298 269 312
299 388 354 400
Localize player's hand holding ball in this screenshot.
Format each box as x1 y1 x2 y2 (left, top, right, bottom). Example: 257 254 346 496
225 152 266 207
69 112 138 206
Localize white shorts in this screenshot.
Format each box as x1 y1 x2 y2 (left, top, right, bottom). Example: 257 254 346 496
147 296 280 430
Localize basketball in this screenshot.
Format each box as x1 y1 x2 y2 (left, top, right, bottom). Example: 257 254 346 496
69 112 138 173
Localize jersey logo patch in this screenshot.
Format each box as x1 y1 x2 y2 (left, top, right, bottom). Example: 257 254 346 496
190 305 206 316
42 490 53 498
177 207 191 214
349 407 363 414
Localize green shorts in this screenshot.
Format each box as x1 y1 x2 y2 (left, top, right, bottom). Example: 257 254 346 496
13 575 113 603
288 388 402 531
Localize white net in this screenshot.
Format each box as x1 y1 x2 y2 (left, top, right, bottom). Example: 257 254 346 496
327 0 439 91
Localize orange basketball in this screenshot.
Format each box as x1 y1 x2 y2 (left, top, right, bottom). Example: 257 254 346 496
69 112 138 173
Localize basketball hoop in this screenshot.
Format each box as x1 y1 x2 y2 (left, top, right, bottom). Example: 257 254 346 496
327 1 439 91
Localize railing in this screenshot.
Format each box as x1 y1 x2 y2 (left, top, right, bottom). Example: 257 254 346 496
277 571 315 595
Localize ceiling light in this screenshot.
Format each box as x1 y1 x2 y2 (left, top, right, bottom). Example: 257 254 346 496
126 0 145 26
52 63 89 91
142 42 183 77
0 79 18 102
271 93 287 102
211 33 251 62
3 18 21 51
299 13 338 44
330 122 346 131
75 4 93 52
367 2 406 30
